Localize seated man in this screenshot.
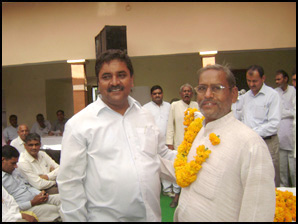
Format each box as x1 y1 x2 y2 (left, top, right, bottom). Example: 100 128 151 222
3 114 18 145
49 109 68 136
10 124 30 154
30 114 51 137
17 133 59 194
2 145 61 222
2 186 38 222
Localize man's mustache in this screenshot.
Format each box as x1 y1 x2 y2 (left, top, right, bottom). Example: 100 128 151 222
107 86 124 92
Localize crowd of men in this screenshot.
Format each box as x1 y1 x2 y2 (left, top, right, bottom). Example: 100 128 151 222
3 110 68 147
2 49 296 222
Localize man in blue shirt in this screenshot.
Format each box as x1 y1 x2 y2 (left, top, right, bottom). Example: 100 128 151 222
239 65 281 187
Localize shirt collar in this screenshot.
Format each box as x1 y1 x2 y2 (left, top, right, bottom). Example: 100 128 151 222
17 136 24 146
95 95 141 116
24 150 39 162
152 101 163 107
2 171 9 178
203 111 235 131
249 83 267 97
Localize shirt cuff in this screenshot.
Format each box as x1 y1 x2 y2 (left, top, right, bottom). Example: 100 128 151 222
19 201 32 211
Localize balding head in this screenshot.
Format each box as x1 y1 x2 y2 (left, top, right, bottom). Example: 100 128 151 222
17 124 29 141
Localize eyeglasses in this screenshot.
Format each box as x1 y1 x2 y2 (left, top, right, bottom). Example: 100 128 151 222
195 85 232 94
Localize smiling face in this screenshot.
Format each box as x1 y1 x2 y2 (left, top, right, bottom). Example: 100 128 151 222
18 125 29 141
197 69 238 124
25 140 41 159
97 59 134 114
180 86 193 105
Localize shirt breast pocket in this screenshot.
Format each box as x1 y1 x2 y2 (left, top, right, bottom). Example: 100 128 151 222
136 127 157 157
192 162 223 200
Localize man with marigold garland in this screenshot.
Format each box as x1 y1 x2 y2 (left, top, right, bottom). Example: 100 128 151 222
160 64 276 221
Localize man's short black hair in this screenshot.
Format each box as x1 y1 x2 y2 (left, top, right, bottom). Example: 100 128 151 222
56 109 64 115
95 49 134 81
9 114 17 120
276 69 289 83
2 145 19 159
36 113 44 119
150 85 163 94
24 133 41 144
247 65 264 78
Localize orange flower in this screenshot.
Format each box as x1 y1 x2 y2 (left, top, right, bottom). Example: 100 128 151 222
209 133 220 145
274 189 296 222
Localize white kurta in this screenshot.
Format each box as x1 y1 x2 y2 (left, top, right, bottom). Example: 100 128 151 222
275 85 296 151
166 100 199 150
161 112 276 222
2 186 22 222
57 96 176 222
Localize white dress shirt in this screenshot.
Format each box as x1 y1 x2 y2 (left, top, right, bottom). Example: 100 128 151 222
240 83 281 138
30 120 51 137
143 101 171 137
10 136 26 154
275 85 296 151
2 186 22 222
57 96 176 222
166 100 199 149
17 150 59 190
3 125 18 142
161 112 276 222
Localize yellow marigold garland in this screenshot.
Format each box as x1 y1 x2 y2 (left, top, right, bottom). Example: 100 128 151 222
274 188 296 222
174 108 220 188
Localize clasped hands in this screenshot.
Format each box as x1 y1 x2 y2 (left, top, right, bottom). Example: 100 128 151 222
31 190 49 206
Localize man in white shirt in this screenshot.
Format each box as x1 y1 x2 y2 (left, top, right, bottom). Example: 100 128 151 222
57 49 176 222
30 114 51 137
275 69 296 187
3 114 18 145
239 65 281 187
17 133 59 194
143 85 174 198
160 64 276 221
10 124 30 154
166 83 199 207
2 186 38 222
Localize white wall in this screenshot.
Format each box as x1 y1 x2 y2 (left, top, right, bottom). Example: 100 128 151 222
3 2 296 66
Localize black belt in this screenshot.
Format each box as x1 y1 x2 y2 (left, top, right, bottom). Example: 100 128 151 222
262 134 277 140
